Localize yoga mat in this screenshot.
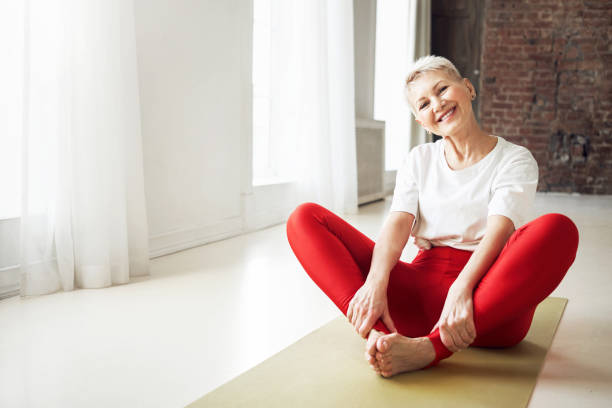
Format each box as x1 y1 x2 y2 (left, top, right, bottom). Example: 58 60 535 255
189 297 567 408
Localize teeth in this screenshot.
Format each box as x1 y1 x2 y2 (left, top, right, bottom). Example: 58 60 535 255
439 108 454 122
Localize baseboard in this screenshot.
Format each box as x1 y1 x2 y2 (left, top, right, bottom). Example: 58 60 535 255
149 216 244 259
0 287 19 300
0 264 19 300
242 182 299 232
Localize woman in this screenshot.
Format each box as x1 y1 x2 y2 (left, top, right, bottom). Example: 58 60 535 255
286 55 578 377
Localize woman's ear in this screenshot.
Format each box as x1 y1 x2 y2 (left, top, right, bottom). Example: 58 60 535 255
463 78 475 96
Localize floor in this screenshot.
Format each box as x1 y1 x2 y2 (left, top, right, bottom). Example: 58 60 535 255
0 193 611 407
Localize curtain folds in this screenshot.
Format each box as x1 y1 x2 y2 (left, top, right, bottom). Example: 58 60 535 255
269 0 358 215
20 0 149 296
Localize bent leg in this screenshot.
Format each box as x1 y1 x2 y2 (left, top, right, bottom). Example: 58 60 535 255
427 213 579 363
287 202 443 336
286 202 387 332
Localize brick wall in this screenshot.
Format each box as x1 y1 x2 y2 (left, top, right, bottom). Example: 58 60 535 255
479 0 611 193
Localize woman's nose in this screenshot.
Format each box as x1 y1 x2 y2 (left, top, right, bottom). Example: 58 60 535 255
431 97 445 112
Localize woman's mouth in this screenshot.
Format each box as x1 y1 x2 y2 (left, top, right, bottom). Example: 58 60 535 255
438 107 456 122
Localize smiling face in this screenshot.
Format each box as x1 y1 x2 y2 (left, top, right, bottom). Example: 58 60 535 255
406 69 476 137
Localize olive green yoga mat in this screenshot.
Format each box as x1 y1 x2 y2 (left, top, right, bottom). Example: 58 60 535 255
188 297 567 408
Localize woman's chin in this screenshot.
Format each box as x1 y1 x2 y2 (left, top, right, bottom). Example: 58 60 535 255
435 117 466 136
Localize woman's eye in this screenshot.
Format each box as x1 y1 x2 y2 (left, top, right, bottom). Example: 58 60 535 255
419 102 429 110
439 86 448 93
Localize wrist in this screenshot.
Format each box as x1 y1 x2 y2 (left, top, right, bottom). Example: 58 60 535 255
451 277 475 293
365 271 389 288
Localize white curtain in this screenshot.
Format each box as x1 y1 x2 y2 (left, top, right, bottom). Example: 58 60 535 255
269 0 358 214
407 0 431 147
20 0 149 296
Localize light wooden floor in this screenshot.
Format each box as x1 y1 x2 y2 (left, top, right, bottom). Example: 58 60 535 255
0 193 611 407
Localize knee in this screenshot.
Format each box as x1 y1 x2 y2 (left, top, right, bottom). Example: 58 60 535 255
528 213 579 269
286 202 325 239
539 213 579 250
288 202 322 225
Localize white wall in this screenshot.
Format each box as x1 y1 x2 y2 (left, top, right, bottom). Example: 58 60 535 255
0 0 301 297
353 0 396 196
135 0 257 258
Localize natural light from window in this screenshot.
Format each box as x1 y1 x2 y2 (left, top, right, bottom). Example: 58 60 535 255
374 0 412 171
0 1 24 220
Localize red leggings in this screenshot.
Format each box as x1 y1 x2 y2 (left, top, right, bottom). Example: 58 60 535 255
286 203 579 366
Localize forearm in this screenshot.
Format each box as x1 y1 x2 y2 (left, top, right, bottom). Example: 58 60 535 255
366 243 403 287
366 213 414 286
454 215 515 291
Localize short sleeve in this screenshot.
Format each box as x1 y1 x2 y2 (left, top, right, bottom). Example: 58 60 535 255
390 150 419 216
488 149 539 228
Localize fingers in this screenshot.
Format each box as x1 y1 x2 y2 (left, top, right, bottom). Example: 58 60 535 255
440 322 461 352
346 284 393 338
352 306 362 328
348 297 363 328
456 327 472 347
382 308 397 333
466 316 477 339
359 313 376 338
348 298 370 338
457 318 475 345
414 237 432 250
358 306 395 338
440 313 476 352
456 309 476 345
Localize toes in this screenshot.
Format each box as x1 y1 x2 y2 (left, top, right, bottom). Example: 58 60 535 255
366 333 379 356
368 358 381 373
381 370 393 378
376 337 388 352
377 334 397 352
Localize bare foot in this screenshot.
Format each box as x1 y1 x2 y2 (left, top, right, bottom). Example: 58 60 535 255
365 329 384 374
374 333 436 377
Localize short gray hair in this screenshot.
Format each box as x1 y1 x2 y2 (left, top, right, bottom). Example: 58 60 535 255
404 55 463 115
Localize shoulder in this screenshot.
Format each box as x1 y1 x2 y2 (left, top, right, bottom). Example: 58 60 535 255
496 137 537 166
406 140 440 162
493 137 539 179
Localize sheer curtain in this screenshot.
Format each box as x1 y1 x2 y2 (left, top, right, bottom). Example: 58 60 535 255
20 0 149 296
269 0 358 214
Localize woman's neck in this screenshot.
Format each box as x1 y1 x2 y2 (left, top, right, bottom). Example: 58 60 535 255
442 119 496 170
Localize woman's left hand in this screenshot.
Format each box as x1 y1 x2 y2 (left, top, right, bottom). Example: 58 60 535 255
430 283 476 352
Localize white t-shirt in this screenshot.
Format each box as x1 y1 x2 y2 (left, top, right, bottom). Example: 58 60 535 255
390 136 538 251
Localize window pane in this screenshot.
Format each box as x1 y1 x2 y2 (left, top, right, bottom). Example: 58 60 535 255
374 0 412 171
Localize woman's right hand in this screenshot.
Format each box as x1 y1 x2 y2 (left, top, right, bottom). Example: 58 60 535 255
347 280 397 338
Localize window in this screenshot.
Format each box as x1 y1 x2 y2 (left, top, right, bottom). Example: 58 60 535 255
373 0 412 171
